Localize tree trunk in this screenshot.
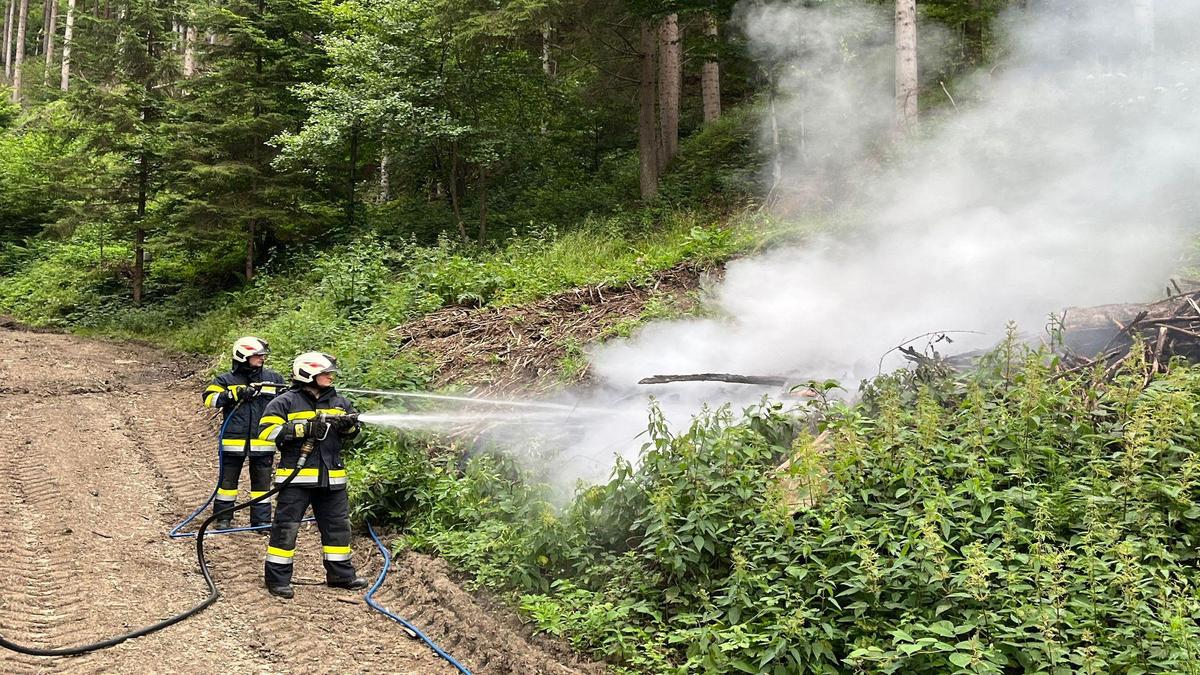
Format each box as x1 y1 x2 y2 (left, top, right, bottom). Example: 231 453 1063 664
41 0 54 86
894 0 919 139
656 13 680 170
701 12 721 124
182 23 195 77
378 151 391 203
58 0 71 89
766 69 782 197
541 23 554 78
638 20 658 201
37 0 47 57
3 0 13 81
11 0 28 103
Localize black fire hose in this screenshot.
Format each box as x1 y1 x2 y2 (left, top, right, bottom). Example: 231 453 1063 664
0 434 322 657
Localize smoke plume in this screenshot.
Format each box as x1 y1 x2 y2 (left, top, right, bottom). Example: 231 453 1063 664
379 1 1200 490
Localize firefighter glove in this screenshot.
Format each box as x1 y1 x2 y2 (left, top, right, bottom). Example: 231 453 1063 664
293 418 329 439
227 384 257 402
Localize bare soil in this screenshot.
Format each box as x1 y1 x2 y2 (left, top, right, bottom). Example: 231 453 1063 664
0 325 603 674
394 264 717 393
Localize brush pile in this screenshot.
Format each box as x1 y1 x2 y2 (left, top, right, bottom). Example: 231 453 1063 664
1056 283 1200 383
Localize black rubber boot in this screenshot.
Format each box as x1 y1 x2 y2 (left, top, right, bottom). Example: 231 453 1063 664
214 517 234 531
267 584 295 599
327 577 369 590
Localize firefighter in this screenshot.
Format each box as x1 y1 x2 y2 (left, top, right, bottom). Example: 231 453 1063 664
257 351 368 599
202 336 287 531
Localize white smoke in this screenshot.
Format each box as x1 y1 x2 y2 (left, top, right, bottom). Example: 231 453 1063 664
439 0 1200 490
591 0 1199 390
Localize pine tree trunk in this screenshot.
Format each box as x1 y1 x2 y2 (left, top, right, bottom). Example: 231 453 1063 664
58 0 71 89
11 0 28 103
42 0 54 86
657 13 680 170
638 19 659 201
182 23 195 77
894 0 919 139
3 0 13 81
701 12 721 124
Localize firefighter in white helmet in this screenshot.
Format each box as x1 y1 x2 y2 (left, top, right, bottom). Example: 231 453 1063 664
256 351 366 599
202 337 287 530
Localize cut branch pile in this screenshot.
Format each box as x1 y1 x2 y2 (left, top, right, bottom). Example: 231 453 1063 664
392 265 712 394
1058 284 1200 383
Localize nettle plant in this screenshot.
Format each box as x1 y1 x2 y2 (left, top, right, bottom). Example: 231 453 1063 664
382 334 1200 674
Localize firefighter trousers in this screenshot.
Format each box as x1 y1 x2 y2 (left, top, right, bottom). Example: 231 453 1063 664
213 453 274 526
264 486 356 587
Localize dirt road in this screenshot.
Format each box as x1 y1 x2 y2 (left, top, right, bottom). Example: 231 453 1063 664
0 325 599 674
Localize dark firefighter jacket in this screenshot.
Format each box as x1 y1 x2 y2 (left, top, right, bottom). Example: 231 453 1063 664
257 386 361 490
203 365 287 456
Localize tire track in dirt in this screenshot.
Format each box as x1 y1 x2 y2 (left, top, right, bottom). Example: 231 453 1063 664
0 326 601 673
370 550 607 675
0 441 89 673
115 369 456 673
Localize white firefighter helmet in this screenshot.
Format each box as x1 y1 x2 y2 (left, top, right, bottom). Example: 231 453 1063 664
292 351 341 384
232 336 271 363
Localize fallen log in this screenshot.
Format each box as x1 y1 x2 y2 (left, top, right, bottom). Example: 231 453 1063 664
1061 287 1200 364
639 373 789 386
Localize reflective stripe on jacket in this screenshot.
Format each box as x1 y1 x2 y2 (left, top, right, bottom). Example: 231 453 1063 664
202 365 286 455
257 386 360 490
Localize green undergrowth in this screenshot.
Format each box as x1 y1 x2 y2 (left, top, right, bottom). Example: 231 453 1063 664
0 208 779 382
348 332 1200 674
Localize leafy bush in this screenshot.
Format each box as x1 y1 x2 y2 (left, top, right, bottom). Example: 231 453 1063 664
358 337 1200 674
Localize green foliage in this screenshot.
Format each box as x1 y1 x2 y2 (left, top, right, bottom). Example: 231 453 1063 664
356 340 1200 673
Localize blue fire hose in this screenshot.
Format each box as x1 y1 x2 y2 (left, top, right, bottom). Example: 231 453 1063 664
366 523 472 675
169 403 314 539
174 401 471 673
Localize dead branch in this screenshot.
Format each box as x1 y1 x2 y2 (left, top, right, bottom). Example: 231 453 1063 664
639 373 789 386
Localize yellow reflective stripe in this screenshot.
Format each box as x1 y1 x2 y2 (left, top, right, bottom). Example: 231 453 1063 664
204 393 220 407
250 491 269 499
328 469 347 478
285 408 346 421
260 386 278 395
216 488 238 499
258 424 282 441
205 385 226 393
260 415 285 425
322 545 351 555
223 438 276 447
266 546 294 559
275 468 320 477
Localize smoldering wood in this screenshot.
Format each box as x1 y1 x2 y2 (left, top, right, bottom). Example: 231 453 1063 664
639 373 789 386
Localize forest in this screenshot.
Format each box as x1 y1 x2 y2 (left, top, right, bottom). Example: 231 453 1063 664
6 0 1200 673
